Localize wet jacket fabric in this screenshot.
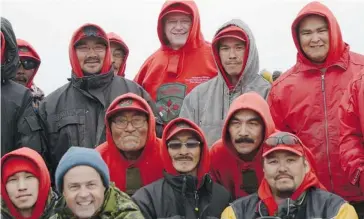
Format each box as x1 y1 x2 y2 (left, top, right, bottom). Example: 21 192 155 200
1 147 57 219
39 23 164 178
210 92 275 200
339 71 364 192
132 118 231 219
267 1 364 201
134 0 217 123
179 19 271 147
108 32 129 77
1 17 44 156
96 93 164 195
49 184 144 219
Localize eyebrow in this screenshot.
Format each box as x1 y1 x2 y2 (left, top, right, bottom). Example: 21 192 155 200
300 24 328 33
230 116 262 122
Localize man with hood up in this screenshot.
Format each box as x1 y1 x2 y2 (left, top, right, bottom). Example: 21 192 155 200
14 39 44 109
39 23 164 180
108 32 129 77
221 131 358 219
180 19 271 147
132 118 231 219
267 1 364 210
134 0 217 124
210 92 275 200
1 147 58 219
1 17 44 156
97 93 164 196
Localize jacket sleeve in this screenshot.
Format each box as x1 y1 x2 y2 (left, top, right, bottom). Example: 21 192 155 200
335 203 358 219
221 206 236 219
133 58 150 86
267 86 293 132
131 188 156 219
179 91 198 125
339 77 364 188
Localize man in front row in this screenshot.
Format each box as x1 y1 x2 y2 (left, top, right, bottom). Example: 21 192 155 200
221 131 358 219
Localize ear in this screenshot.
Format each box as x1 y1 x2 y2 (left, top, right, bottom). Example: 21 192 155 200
303 158 310 174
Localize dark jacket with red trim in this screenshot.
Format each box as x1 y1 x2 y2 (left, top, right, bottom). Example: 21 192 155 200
96 93 164 195
38 23 163 179
267 1 364 201
132 118 231 219
1 17 44 157
210 92 275 200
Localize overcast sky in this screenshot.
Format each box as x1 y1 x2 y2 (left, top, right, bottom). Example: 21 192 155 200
2 0 364 95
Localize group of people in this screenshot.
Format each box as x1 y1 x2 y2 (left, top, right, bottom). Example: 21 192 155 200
1 0 364 218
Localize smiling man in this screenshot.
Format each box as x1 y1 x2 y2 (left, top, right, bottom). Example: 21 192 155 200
180 19 270 147
50 146 144 219
221 131 358 219
267 1 364 210
108 32 129 77
132 118 231 219
210 92 275 200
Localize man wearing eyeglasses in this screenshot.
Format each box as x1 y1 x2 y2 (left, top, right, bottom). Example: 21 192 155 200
14 39 44 109
210 92 275 200
221 131 358 219
108 32 129 77
134 0 217 124
1 17 44 156
38 23 163 182
96 93 163 195
132 117 231 219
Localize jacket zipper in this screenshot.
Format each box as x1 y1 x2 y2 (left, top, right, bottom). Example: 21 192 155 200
321 71 334 191
194 190 200 219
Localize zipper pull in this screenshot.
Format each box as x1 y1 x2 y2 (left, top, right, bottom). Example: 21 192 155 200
321 74 325 92
194 190 199 212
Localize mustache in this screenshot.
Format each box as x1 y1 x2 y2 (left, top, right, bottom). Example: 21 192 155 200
175 155 193 161
275 174 293 180
235 137 254 144
225 61 243 65
85 58 100 63
15 74 28 82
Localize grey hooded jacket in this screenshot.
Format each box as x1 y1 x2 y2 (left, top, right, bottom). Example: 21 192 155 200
179 19 271 147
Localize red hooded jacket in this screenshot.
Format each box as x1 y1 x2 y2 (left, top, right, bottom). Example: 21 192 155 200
1 147 51 219
96 93 163 193
267 1 364 201
210 92 276 200
134 0 217 123
16 39 41 88
107 32 129 77
69 23 112 77
339 70 364 192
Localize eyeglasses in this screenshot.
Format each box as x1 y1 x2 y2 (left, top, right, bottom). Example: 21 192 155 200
265 133 302 147
165 19 192 27
167 140 200 150
76 44 106 53
112 50 124 59
19 59 39 70
112 117 146 129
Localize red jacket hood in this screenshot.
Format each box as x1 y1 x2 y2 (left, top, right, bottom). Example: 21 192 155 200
162 118 210 183
291 1 346 67
257 138 326 216
157 0 204 51
104 93 157 163
69 23 112 77
107 32 129 77
1 147 51 219
222 92 276 160
16 39 41 88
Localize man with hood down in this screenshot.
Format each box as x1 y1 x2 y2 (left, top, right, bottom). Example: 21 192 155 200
1 147 58 219
134 0 217 124
14 39 44 109
210 92 275 200
1 17 44 156
132 118 231 219
108 32 129 77
39 23 163 179
180 19 271 147
97 93 164 195
267 1 364 210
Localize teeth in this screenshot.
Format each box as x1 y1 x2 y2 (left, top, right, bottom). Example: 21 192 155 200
78 201 91 206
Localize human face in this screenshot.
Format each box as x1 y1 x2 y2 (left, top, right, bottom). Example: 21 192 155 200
264 151 309 197
219 37 246 82
6 172 39 216
298 15 329 64
164 12 192 50
75 37 107 74
110 110 148 152
167 131 201 176
228 109 264 155
15 61 36 86
110 42 125 75
63 165 106 219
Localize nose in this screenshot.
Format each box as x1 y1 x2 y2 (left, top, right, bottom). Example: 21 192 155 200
17 178 27 191
78 186 90 198
238 123 249 136
17 65 25 73
175 20 183 30
311 32 320 43
179 143 189 154
277 161 288 173
228 48 237 59
125 121 136 132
